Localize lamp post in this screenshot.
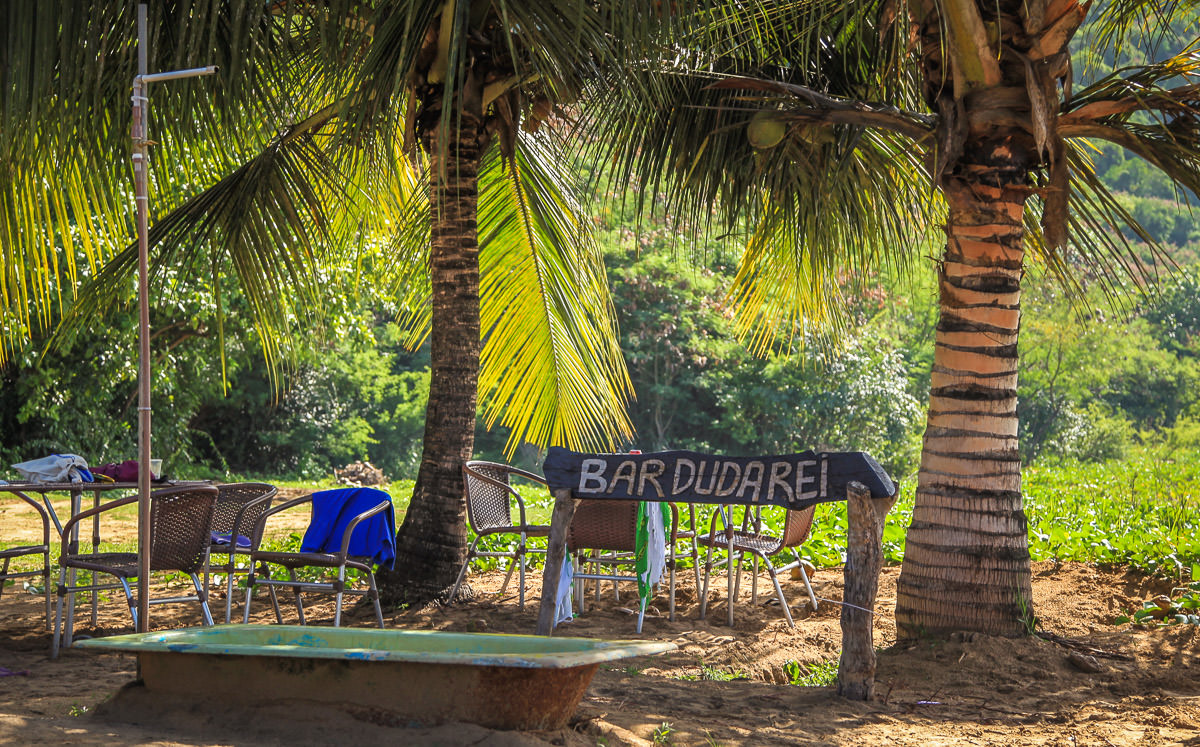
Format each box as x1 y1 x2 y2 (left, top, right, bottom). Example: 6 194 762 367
132 3 216 633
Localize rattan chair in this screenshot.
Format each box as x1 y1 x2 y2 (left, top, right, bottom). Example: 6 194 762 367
242 491 390 628
448 461 551 610
697 504 818 628
567 499 681 632
203 482 277 623
51 484 219 658
0 492 53 629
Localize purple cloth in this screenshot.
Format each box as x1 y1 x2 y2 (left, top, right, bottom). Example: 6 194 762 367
300 488 396 570
211 532 251 548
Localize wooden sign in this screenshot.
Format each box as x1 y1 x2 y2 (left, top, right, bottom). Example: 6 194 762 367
542 446 894 509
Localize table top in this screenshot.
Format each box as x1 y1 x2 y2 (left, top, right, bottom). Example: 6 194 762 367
0 480 209 495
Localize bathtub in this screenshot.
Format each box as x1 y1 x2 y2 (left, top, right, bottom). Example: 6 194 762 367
75 624 675 730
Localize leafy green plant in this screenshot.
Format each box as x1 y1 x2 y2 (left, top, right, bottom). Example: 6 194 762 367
675 664 748 681
784 658 839 687
651 722 675 745
1115 582 1200 626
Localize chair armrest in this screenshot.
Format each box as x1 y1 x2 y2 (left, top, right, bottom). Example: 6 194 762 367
505 465 548 487
705 505 737 540
59 495 139 553
229 491 277 547
337 500 392 558
507 468 548 528
8 492 52 546
248 494 313 550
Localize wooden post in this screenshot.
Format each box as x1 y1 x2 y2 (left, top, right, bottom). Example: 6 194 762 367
837 480 898 700
536 488 579 636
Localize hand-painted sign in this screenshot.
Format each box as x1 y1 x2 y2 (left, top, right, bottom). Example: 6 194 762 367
542 446 894 509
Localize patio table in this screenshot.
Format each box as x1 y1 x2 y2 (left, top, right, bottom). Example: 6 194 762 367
0 480 208 628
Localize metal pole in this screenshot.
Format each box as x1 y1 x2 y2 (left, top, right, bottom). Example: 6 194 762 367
131 4 215 634
134 3 152 634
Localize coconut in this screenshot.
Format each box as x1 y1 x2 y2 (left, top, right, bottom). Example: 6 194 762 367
747 111 787 149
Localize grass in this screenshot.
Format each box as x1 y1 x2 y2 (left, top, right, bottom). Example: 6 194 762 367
793 446 1200 579
674 663 749 681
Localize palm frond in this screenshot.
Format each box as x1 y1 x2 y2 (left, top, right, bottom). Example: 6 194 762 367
726 123 937 353
477 135 634 454
1085 0 1200 63
53 113 361 375
0 1 327 362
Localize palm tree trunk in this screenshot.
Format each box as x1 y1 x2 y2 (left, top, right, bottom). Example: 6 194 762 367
379 116 484 604
895 152 1034 638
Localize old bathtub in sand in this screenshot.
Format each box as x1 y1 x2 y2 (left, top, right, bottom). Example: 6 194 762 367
76 624 675 730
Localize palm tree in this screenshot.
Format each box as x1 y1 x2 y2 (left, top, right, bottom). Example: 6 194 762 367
594 0 1200 636
1 2 651 603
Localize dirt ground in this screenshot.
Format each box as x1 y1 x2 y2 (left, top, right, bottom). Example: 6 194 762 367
1 493 1198 746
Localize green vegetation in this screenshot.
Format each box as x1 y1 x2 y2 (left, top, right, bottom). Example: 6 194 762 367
675 664 749 681
1116 579 1200 627
784 657 839 687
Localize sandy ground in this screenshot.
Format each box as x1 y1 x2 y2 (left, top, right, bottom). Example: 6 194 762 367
1 492 1198 746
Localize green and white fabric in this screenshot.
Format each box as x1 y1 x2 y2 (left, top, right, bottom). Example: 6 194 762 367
635 501 671 614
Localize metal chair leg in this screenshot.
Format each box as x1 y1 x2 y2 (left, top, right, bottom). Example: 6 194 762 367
797 562 819 611
41 551 53 631
727 545 736 627
224 564 236 624
668 554 676 622
448 537 480 606
517 534 528 610
764 561 794 628
367 572 385 628
51 566 68 659
243 565 256 624
191 573 215 626
751 555 760 606
573 555 585 614
333 568 346 627
699 542 716 620
289 568 305 625
265 565 283 624
118 577 137 629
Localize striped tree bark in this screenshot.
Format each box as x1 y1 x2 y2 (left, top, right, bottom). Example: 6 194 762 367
895 153 1034 638
379 113 488 604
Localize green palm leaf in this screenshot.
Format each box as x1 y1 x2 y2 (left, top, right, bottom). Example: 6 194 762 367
477 135 633 454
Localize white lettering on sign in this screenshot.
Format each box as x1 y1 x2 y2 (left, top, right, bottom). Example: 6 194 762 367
578 459 608 493
796 459 818 500
694 460 717 495
737 461 765 502
672 459 696 495
639 459 667 499
569 454 835 504
715 462 741 497
608 460 637 494
766 461 794 504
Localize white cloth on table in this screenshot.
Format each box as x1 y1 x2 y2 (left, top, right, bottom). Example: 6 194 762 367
11 454 93 483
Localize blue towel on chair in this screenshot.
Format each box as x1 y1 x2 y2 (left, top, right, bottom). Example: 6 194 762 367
300 487 396 571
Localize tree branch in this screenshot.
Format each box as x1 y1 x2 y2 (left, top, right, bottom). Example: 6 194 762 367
708 77 936 142
1059 83 1200 126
